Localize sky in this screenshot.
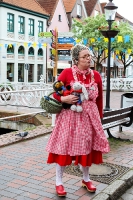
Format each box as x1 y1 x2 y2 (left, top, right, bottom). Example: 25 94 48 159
99 0 133 22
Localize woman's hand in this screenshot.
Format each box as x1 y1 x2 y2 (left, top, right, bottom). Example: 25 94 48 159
61 95 79 104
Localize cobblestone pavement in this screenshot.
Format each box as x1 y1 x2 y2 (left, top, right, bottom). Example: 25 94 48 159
0 91 133 200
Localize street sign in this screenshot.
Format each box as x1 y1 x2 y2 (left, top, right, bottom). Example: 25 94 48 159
38 32 52 37
57 43 74 49
58 55 72 61
58 50 71 56
58 32 74 37
50 60 55 67
50 55 55 61
58 37 75 44
38 38 52 44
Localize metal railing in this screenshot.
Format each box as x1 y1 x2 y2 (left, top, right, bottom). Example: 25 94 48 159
102 78 133 91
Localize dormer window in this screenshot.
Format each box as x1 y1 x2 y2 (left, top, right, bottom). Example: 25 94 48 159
58 15 62 22
77 4 82 18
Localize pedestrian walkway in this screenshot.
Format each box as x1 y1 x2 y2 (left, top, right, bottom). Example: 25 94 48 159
0 91 133 200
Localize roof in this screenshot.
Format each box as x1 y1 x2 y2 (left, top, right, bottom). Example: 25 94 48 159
37 0 59 21
100 2 106 13
0 0 49 16
63 0 77 13
84 0 98 16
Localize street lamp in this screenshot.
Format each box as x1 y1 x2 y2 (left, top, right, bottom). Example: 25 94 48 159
101 0 118 111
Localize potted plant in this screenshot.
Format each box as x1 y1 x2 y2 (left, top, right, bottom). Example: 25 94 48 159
98 25 119 38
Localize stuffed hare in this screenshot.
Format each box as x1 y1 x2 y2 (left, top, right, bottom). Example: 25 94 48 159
70 82 88 112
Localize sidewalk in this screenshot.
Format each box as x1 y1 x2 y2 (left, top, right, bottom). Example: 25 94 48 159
0 91 133 200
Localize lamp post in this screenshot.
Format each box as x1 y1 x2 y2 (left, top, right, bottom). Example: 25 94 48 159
101 0 118 111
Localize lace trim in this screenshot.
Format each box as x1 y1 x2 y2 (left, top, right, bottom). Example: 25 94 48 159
72 66 95 87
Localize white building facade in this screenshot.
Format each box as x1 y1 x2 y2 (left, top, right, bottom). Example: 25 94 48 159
0 2 49 83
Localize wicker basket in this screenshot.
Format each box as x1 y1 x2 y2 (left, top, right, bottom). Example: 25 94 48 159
40 92 63 114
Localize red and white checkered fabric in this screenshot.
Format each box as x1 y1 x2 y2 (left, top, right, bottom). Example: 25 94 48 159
46 82 110 156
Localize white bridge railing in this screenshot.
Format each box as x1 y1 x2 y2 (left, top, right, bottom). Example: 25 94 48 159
0 78 132 108
0 82 53 108
102 78 133 91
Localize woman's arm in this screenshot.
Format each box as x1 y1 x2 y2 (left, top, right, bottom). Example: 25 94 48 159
94 71 103 118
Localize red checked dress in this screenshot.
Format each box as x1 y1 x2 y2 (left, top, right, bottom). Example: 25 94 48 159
46 67 110 167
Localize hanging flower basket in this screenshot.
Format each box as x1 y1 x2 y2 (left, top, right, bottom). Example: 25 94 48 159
100 30 119 38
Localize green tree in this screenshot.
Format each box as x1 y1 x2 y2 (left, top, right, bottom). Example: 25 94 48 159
113 22 133 76
72 15 133 75
72 14 117 70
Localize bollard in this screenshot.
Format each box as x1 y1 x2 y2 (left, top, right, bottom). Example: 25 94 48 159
51 114 56 127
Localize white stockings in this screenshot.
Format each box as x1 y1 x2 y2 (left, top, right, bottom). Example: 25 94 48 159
80 165 90 182
56 164 66 186
56 164 90 186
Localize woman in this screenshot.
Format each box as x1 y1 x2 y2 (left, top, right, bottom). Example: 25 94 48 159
46 44 110 196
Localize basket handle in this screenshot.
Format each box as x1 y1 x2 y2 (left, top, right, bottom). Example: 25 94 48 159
46 91 55 97
44 91 55 100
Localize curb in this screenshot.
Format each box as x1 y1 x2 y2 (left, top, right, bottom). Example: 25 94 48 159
92 169 133 200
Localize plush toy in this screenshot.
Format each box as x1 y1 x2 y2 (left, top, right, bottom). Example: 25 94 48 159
53 80 71 109
53 81 88 112
53 80 66 95
70 82 88 112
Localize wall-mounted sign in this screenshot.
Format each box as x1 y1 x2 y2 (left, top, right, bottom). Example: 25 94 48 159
38 32 52 37
58 37 75 44
58 32 74 37
50 60 55 67
57 44 74 49
58 55 72 61
58 50 71 56
38 38 52 44
24 64 29 70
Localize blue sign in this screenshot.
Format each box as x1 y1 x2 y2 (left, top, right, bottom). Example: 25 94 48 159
58 55 72 61
58 37 75 44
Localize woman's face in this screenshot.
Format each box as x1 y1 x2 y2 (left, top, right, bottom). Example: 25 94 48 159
77 49 91 70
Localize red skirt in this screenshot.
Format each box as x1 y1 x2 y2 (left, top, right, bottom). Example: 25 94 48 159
47 150 103 167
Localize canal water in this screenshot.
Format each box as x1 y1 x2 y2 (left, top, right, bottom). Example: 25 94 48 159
0 128 17 135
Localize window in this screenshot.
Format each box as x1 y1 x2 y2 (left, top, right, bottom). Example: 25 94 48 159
28 47 34 55
77 4 82 17
7 45 14 54
18 16 25 34
38 48 43 56
94 10 99 16
37 64 43 82
28 18 34 36
18 64 24 82
18 46 24 55
7 13 14 32
7 63 14 82
38 21 43 33
28 64 34 82
58 15 62 22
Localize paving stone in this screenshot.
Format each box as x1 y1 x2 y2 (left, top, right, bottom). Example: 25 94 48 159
4 187 24 195
0 190 18 198
0 92 133 200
